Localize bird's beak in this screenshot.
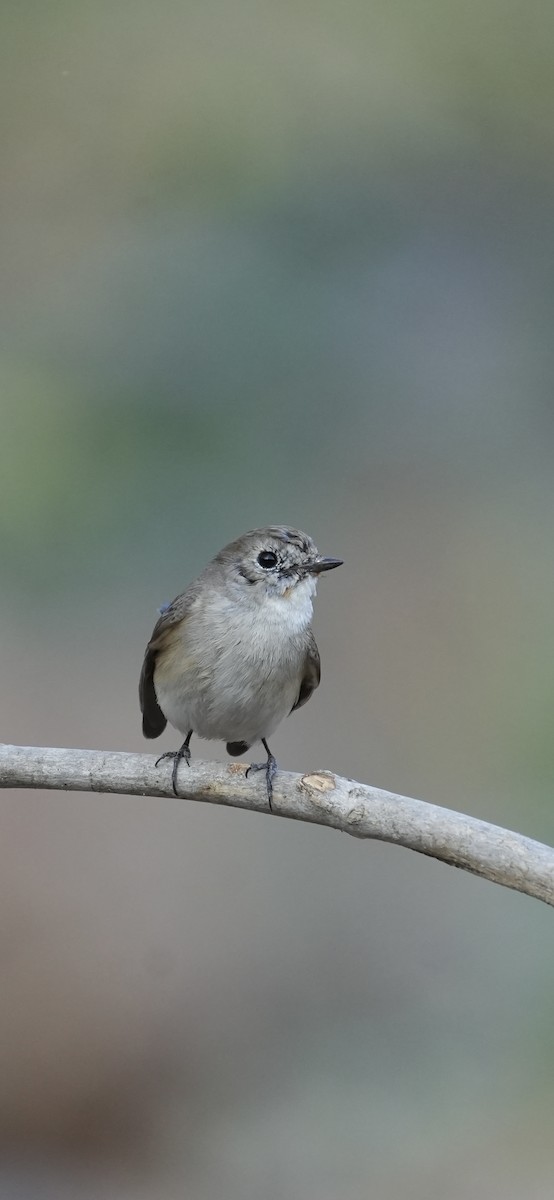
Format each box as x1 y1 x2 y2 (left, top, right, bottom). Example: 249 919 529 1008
307 556 343 574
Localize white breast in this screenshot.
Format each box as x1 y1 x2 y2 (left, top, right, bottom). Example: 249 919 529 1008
154 579 314 747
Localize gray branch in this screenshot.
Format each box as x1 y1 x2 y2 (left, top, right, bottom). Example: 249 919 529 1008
1 743 553 907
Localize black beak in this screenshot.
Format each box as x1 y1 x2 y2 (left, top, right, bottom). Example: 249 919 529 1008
307 556 343 574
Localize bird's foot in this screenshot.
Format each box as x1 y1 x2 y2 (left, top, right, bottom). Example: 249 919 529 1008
246 739 277 811
155 732 193 796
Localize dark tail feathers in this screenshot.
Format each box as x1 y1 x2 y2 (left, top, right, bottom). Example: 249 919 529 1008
226 740 250 756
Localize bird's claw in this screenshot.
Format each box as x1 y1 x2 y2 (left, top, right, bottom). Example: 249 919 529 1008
155 744 191 796
246 753 277 811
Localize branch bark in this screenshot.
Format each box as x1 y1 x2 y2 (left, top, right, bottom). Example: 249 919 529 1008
1 743 552 907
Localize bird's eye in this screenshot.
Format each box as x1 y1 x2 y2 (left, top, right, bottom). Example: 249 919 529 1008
257 550 278 569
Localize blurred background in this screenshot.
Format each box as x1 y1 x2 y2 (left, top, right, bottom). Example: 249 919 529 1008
1 0 554 1196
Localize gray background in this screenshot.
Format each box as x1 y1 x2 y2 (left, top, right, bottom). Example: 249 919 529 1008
1 2 554 1196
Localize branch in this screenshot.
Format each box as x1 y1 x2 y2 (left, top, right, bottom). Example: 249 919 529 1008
1 743 553 907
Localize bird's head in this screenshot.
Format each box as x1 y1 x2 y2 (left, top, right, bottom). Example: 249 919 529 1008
214 526 342 602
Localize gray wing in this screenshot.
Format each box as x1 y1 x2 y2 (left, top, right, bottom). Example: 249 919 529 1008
290 632 321 714
139 586 197 739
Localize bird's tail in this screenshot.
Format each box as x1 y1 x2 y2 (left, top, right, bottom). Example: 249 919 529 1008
226 741 250 756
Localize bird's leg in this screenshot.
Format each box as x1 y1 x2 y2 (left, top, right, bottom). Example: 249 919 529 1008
246 738 277 811
156 731 193 796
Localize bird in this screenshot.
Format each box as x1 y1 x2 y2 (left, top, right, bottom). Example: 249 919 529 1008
139 526 342 808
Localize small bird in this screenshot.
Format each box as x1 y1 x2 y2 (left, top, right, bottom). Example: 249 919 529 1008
139 526 342 807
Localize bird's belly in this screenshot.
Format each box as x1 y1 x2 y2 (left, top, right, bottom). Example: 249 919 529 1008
154 635 302 747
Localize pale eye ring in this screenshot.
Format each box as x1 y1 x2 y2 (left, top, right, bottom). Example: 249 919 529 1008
257 550 278 569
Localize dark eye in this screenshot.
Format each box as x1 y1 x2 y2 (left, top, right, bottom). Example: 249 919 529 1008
257 550 278 569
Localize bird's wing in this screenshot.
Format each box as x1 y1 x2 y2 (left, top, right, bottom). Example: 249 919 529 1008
290 632 321 714
139 586 197 739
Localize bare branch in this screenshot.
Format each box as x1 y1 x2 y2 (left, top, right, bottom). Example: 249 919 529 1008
1 743 552 907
